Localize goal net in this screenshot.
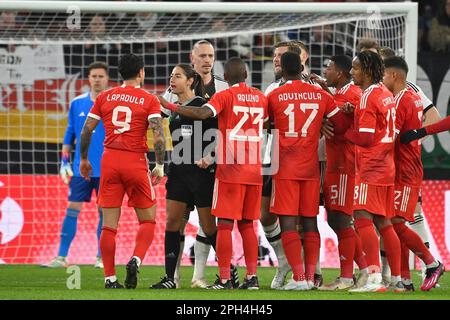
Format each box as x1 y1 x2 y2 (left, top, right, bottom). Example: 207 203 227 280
0 1 417 267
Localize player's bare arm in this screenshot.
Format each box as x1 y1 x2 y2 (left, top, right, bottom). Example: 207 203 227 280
157 95 213 120
309 73 333 95
149 117 166 184
79 117 99 180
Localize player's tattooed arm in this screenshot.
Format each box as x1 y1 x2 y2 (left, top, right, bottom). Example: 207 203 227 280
149 117 166 165
80 117 99 160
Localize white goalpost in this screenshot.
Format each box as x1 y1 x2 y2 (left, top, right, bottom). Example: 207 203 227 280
0 1 418 266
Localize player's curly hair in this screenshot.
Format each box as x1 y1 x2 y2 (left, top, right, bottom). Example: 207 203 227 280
357 50 384 84
176 64 205 98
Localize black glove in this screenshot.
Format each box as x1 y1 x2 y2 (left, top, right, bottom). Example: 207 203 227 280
400 128 427 144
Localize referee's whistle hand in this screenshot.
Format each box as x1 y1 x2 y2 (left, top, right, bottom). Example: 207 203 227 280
79 159 92 181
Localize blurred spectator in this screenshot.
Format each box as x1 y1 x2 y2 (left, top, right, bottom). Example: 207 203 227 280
428 0 450 52
0 11 17 29
309 24 344 75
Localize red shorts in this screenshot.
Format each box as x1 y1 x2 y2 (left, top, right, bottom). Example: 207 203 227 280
270 179 320 217
98 148 156 208
353 180 394 218
211 179 262 221
324 172 355 215
394 184 420 222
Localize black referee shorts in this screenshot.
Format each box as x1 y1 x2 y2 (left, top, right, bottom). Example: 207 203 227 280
166 163 215 208
262 174 272 198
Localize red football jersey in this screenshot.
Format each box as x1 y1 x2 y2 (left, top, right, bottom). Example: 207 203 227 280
205 82 268 185
267 80 340 180
326 82 362 175
394 87 423 187
88 84 161 153
354 83 396 186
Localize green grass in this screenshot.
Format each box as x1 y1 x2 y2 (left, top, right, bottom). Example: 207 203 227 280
0 265 449 300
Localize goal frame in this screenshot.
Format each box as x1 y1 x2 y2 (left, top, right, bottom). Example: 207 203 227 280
0 1 418 81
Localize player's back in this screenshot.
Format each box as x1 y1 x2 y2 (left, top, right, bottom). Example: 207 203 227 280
206 82 267 185
355 83 396 185
326 82 361 175
394 87 423 186
88 84 161 153
268 80 336 180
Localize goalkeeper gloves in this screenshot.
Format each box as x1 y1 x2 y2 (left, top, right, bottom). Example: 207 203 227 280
400 128 427 144
59 150 73 184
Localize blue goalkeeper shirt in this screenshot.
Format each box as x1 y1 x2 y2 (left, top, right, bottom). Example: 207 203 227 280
63 92 105 177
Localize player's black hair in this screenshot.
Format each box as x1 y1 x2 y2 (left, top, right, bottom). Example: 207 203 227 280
356 50 384 84
384 56 409 75
88 61 108 75
281 51 303 78
175 63 205 98
118 54 144 80
224 57 247 84
330 55 352 78
379 46 396 59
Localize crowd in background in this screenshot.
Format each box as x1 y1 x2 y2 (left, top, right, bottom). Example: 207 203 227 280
0 0 448 87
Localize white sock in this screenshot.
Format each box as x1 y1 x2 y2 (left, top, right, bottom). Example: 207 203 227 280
315 259 322 275
263 222 281 239
426 260 439 269
381 256 391 280
402 278 412 285
174 239 184 281
391 275 401 283
360 267 368 275
105 275 117 283
192 240 211 281
246 274 256 280
263 222 288 269
408 211 429 243
132 256 141 267
269 238 289 270
341 277 354 284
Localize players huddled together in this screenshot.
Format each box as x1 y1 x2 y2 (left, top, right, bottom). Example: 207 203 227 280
56 37 445 293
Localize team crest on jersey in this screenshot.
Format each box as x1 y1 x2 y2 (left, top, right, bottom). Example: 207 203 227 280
382 96 394 106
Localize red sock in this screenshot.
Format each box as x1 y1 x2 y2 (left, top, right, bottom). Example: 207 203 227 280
353 230 368 270
237 221 258 276
303 231 320 280
379 225 401 278
132 220 156 262
337 228 356 279
217 222 234 280
100 226 117 277
281 231 305 281
393 222 435 265
400 242 411 280
354 218 380 272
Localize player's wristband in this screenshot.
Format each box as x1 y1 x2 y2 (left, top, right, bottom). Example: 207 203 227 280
166 103 179 112
61 150 70 164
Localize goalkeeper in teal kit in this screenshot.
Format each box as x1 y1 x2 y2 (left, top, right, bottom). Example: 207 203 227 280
43 62 109 268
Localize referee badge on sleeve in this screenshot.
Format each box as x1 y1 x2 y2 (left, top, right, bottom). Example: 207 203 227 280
181 125 193 137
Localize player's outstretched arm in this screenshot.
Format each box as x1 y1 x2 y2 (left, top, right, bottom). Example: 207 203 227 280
149 117 166 185
401 115 450 144
157 95 213 120
79 117 99 180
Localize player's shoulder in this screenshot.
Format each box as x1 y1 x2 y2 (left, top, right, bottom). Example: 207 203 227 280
406 81 423 94
213 74 228 86
71 92 90 104
265 80 282 96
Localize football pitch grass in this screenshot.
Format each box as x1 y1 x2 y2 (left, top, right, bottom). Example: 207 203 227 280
0 265 449 300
